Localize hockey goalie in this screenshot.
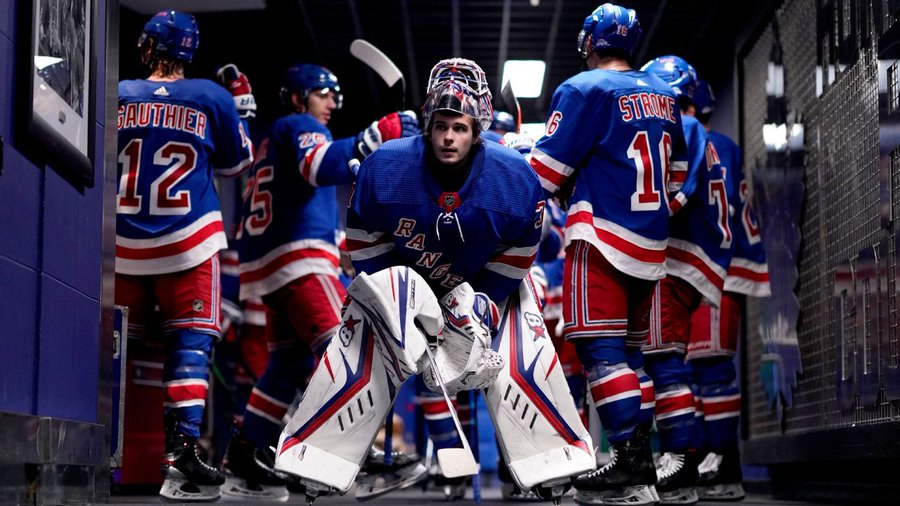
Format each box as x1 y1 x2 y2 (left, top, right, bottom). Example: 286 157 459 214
273 267 595 503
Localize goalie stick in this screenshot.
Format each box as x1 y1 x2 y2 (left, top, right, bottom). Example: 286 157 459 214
350 39 406 108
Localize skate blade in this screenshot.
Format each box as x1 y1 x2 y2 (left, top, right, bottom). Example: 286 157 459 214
698 484 745 502
221 476 289 502
354 463 428 501
159 478 222 503
573 484 656 506
659 486 699 505
501 482 543 502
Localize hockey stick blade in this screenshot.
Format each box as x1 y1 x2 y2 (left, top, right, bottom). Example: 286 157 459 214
422 345 480 478
350 39 406 106
500 81 522 133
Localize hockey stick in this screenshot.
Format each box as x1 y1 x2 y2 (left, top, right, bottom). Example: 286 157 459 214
422 344 480 478
350 39 406 109
500 81 522 133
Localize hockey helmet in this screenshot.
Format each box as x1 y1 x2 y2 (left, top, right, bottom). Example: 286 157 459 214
280 63 343 110
692 79 716 117
423 58 493 132
490 110 517 133
577 3 642 59
138 11 199 63
641 55 699 99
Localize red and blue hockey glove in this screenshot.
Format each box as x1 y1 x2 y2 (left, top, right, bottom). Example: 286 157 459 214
216 63 257 120
357 110 420 158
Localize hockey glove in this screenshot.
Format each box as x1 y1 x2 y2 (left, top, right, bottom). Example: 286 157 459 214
423 284 504 395
357 110 420 158
216 63 257 120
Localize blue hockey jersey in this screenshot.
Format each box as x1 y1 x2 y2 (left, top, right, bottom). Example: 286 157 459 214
709 131 770 297
530 68 688 281
237 113 358 299
346 136 544 304
666 116 733 306
116 78 253 275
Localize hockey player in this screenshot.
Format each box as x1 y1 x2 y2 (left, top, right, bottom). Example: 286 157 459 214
685 81 770 502
640 59 734 505
116 10 253 502
529 4 688 505
225 62 421 501
273 57 595 504
482 110 518 143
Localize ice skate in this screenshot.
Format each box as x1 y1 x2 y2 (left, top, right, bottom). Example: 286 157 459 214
221 436 293 502
655 451 699 504
159 433 226 503
354 448 428 501
573 438 656 506
697 447 745 501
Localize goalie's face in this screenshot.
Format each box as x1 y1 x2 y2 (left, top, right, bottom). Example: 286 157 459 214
430 111 476 165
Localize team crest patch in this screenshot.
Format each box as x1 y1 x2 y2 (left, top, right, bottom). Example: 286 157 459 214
192 300 204 312
524 312 545 341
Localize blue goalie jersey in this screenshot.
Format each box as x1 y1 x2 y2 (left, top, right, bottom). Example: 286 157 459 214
530 68 688 281
709 131 770 297
346 136 545 304
116 78 253 275
666 116 734 306
237 113 357 299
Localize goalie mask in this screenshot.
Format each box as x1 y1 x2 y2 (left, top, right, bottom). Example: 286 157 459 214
423 58 493 132
139 10 199 63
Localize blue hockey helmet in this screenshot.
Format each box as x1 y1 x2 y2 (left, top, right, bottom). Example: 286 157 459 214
280 63 343 110
423 58 493 132
138 11 199 63
641 55 698 99
692 79 716 116
577 3 642 59
490 110 516 133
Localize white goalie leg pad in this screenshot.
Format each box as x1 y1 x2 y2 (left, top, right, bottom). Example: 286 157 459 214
349 267 444 384
484 277 596 490
423 282 504 395
274 267 443 493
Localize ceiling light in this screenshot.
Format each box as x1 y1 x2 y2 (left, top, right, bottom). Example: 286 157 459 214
502 60 546 98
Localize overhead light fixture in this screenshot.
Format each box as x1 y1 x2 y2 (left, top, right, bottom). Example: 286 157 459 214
502 60 546 98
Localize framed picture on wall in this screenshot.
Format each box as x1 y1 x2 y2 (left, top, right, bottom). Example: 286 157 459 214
21 0 94 187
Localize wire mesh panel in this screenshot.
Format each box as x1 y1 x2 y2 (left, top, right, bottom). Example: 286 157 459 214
742 0 899 441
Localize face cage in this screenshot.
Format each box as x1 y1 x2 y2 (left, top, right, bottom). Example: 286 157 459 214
426 59 491 99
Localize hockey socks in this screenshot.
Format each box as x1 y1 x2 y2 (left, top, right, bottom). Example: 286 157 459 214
163 330 214 439
692 357 741 451
646 353 696 453
576 338 641 443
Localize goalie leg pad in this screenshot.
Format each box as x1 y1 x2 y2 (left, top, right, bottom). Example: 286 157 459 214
347 267 444 385
274 268 442 493
484 279 595 490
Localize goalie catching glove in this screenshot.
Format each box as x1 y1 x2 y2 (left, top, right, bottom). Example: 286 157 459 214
423 283 504 395
357 110 420 158
216 63 257 119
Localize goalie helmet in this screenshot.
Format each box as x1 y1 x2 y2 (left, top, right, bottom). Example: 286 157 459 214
693 79 716 116
138 10 199 63
423 58 493 132
641 55 699 99
577 3 642 59
280 63 343 110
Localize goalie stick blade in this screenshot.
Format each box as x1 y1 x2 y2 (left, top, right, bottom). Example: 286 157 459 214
436 448 479 479
350 39 404 90
500 81 522 133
